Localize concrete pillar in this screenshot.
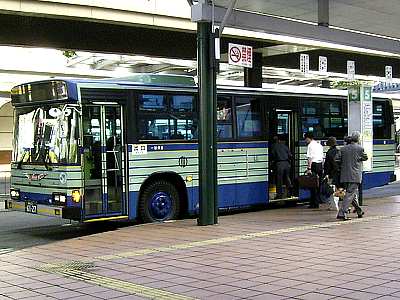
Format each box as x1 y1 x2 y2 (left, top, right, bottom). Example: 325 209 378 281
318 0 329 27
244 52 263 88
197 22 218 226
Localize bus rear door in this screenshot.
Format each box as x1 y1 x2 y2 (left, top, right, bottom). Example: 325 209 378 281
269 109 299 200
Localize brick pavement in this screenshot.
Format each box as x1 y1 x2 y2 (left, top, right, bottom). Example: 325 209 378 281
1 197 400 299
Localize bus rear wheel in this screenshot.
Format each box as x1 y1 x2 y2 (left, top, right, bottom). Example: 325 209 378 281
139 180 180 223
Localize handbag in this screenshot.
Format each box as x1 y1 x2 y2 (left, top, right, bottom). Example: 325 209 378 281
298 173 319 189
321 178 334 198
334 187 346 199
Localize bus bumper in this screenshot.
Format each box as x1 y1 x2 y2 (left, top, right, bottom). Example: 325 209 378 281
10 200 64 218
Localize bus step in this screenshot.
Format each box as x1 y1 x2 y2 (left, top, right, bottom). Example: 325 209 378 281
270 196 299 202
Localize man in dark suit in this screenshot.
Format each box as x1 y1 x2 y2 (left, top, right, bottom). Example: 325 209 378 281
336 131 368 220
271 136 292 199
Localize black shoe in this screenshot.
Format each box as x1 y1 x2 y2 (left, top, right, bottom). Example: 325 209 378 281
357 211 365 218
337 215 351 221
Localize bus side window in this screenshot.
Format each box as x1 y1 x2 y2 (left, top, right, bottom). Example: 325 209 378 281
373 102 390 139
217 96 233 139
235 97 261 138
137 93 196 141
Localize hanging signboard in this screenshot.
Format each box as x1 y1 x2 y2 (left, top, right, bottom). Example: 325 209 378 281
300 54 309 74
228 43 253 68
319 56 327 74
348 85 373 171
385 66 393 82
373 82 400 93
347 60 355 80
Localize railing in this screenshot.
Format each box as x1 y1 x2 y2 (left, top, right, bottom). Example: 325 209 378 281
0 171 10 197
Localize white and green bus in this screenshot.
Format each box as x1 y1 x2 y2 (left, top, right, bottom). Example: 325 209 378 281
9 75 395 222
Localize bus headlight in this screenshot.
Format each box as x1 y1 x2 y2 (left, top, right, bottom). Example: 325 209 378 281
10 189 20 200
72 190 81 203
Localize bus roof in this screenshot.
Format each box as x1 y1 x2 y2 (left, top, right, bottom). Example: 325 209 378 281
10 74 398 105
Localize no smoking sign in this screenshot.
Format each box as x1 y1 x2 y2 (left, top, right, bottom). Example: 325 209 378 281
228 43 253 68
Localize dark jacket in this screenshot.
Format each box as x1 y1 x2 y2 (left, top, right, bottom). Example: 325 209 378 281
324 146 340 185
338 143 368 184
271 143 291 162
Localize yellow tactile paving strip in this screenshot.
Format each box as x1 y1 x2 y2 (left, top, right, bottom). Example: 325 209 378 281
37 262 196 300
94 214 397 261
34 214 400 300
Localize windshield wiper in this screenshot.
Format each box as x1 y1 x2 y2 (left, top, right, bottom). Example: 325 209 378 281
42 147 52 171
17 151 28 169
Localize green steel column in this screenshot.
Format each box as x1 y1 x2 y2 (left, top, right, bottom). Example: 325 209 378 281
197 22 218 226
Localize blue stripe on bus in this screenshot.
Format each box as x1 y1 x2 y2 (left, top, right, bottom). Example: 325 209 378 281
18 191 80 207
128 173 394 219
299 189 311 201
128 181 268 219
186 181 268 214
363 171 394 189
298 139 394 146
298 171 394 201
128 141 269 152
147 144 197 151
373 140 395 145
129 191 139 219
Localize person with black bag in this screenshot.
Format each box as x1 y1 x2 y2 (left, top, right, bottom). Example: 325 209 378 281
304 132 324 208
323 137 340 211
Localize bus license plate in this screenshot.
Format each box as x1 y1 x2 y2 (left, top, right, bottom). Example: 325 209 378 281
25 201 37 214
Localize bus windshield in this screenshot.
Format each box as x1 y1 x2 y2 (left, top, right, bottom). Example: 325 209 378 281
14 104 80 165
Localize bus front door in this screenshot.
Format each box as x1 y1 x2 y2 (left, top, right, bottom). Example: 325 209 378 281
269 109 298 200
82 105 126 219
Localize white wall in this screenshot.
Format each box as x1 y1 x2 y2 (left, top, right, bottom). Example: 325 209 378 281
0 101 13 151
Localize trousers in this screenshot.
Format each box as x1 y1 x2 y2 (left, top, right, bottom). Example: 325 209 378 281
338 182 363 217
276 161 291 198
310 162 323 208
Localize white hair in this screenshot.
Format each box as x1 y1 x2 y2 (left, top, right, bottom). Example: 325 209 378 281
351 131 361 143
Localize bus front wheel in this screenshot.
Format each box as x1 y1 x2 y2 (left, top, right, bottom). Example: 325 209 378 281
139 180 180 223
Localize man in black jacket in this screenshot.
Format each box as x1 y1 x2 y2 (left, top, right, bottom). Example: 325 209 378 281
271 136 292 199
324 137 340 210
324 137 340 186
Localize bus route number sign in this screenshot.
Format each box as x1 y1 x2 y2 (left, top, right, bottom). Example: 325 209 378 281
228 43 253 68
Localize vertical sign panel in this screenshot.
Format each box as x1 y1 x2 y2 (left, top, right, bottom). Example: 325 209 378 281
361 86 373 171
319 56 327 73
348 86 361 133
300 54 309 74
348 86 373 171
347 60 355 80
385 66 393 82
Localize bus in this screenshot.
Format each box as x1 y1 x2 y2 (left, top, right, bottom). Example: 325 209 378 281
9 74 395 222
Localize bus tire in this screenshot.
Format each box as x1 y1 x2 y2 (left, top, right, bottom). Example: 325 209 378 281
139 180 180 223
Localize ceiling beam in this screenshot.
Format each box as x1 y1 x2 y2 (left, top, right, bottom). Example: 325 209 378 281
192 4 400 56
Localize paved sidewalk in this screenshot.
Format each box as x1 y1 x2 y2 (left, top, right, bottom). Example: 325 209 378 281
1 197 400 299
